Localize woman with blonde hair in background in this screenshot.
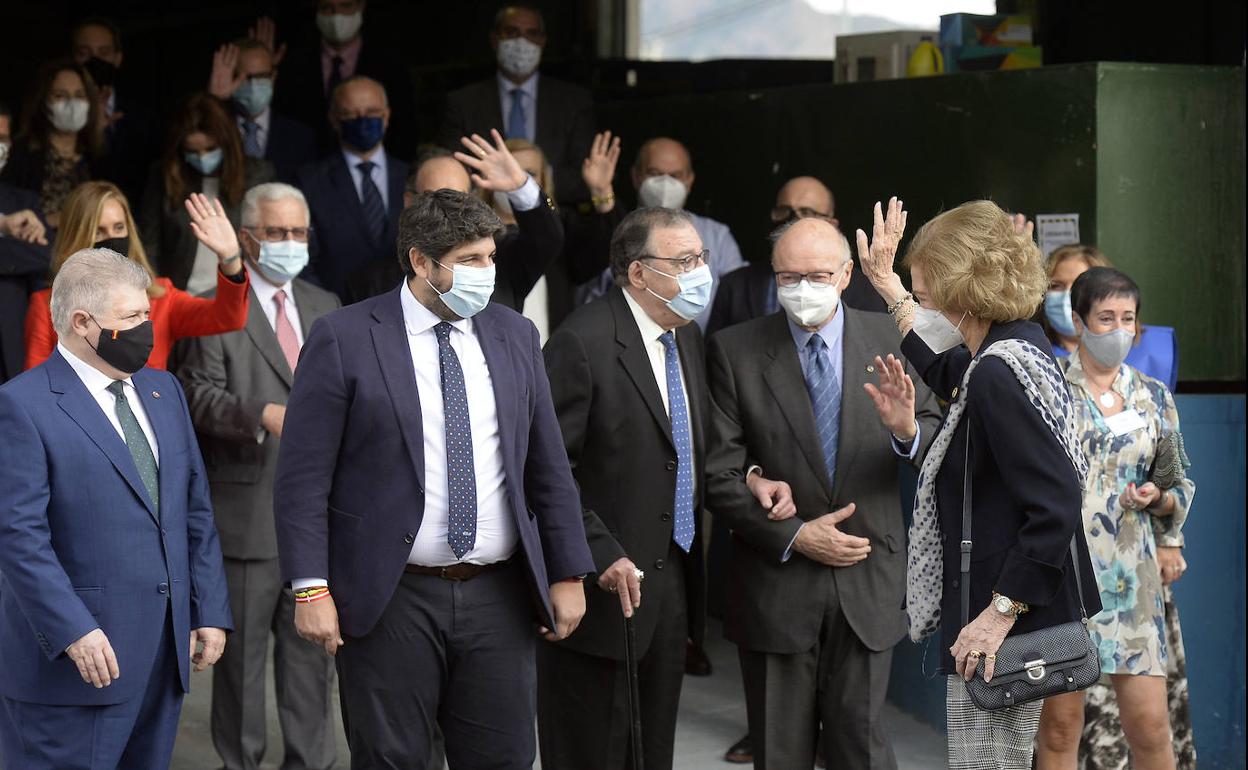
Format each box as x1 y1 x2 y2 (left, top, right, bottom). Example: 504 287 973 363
23 180 249 370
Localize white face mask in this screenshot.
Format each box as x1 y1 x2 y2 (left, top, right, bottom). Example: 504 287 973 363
913 306 967 354
776 272 844 328
48 98 90 133
0 142 9 174
497 37 543 79
637 174 688 210
317 11 364 44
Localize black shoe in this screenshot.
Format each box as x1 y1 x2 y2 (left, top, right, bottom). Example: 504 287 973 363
724 733 752 764
685 640 712 676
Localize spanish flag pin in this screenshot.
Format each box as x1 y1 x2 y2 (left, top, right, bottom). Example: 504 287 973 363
152 391 161 398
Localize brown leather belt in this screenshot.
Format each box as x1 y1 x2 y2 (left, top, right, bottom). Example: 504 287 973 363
404 560 508 581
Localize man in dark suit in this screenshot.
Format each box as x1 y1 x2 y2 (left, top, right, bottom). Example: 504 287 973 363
705 218 942 769
0 179 51 382
440 5 594 203
176 183 339 770
274 189 593 768
707 175 885 339
539 207 711 770
0 248 232 769
297 76 408 301
208 39 318 185
273 0 417 161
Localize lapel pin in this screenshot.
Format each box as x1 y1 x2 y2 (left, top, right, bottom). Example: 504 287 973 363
951 386 960 399
866 364 876 374
152 391 161 398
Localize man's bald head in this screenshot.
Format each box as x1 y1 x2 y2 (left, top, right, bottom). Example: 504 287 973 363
772 176 836 226
771 217 851 274
632 137 694 190
415 157 471 194
331 75 388 113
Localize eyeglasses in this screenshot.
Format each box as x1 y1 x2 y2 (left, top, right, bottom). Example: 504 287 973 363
771 205 833 223
774 269 843 288
641 249 709 274
248 226 313 243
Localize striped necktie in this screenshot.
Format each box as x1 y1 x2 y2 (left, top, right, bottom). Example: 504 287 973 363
802 334 840 485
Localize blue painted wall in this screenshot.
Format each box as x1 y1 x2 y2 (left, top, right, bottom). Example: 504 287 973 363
887 394 1246 769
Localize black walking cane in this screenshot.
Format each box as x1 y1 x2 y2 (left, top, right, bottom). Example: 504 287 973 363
623 613 644 770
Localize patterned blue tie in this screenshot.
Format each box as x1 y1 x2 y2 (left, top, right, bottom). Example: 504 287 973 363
660 332 696 552
803 334 840 485
242 119 263 159
356 161 388 247
107 381 159 513
435 323 477 559
506 88 527 140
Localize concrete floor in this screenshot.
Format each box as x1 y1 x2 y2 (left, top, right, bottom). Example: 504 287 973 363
172 622 945 769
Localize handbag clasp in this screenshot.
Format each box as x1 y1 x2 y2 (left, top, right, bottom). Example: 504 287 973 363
1024 659 1047 681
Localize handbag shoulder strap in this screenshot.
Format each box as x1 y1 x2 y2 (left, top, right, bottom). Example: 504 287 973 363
959 432 1090 630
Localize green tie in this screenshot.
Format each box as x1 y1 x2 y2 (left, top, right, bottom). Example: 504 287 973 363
107 380 159 512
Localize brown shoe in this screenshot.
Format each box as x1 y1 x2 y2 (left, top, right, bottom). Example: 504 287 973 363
724 733 753 764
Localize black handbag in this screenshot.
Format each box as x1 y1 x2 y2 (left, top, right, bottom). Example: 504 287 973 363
958 439 1101 711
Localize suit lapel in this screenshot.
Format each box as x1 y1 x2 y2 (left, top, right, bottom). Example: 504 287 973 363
471 310 517 463
330 154 373 245
133 370 180 523
291 280 323 340
675 324 705 460
750 263 773 319
243 286 294 387
488 80 507 139
48 353 157 519
831 309 873 498
760 315 833 496
369 289 426 492
610 290 675 450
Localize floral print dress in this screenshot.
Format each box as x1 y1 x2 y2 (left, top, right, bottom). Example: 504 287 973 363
1061 355 1194 677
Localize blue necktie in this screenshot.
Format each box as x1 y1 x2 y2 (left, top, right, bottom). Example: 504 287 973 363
802 334 840 485
107 380 159 513
506 88 527 140
435 323 477 559
660 332 696 552
356 161 387 247
242 120 263 159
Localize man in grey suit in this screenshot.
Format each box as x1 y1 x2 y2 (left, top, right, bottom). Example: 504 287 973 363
705 217 942 769
176 182 340 770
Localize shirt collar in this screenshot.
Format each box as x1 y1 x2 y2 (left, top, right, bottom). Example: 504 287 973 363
237 106 271 132
497 70 539 100
400 280 471 338
1064 349 1132 398
621 287 673 345
787 304 844 354
57 342 133 395
342 143 388 175
245 261 292 306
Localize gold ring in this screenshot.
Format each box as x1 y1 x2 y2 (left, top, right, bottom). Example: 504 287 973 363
987 654 996 661
968 650 982 658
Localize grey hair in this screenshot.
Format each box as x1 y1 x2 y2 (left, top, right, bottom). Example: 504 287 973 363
769 218 852 264
241 182 310 228
50 248 151 336
609 207 695 283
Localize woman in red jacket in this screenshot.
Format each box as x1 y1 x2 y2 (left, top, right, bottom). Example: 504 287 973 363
24 180 249 369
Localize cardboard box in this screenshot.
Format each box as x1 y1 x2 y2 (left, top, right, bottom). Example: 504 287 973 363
939 13 1033 47
942 44 1042 72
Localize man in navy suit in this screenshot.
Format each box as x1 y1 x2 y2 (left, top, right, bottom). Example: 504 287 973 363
0 248 232 769
207 38 318 185
274 189 593 768
297 75 409 301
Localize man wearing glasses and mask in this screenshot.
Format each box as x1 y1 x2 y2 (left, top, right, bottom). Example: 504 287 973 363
707 176 885 340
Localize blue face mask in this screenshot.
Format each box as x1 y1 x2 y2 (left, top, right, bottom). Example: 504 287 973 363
185 148 224 175
233 78 274 117
339 116 385 153
428 260 496 319
253 236 309 284
641 262 714 321
1044 290 1077 337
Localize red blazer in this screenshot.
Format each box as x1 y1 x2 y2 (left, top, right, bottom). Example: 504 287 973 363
24 271 250 371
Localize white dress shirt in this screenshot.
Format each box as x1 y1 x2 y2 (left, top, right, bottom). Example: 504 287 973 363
58 343 160 464
496 71 539 142
401 283 515 566
621 289 696 477
341 145 391 212
246 263 304 347
236 107 272 156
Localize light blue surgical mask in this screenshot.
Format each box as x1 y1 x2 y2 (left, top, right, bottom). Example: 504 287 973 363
1044 290 1077 337
428 260 496 319
253 237 309 284
233 78 274 117
185 148 224 175
641 261 713 321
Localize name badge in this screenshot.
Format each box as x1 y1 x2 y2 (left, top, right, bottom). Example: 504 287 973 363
1103 409 1147 437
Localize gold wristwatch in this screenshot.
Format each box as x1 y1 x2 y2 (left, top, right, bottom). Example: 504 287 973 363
991 592 1029 618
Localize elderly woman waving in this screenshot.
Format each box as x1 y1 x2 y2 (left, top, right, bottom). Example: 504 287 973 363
858 198 1102 769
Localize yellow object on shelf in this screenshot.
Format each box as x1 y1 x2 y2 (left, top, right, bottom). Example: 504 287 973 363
906 39 944 77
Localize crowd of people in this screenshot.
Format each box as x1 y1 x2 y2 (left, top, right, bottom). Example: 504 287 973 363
0 4 1197 770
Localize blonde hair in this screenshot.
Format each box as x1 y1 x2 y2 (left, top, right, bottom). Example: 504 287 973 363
902 200 1046 323
1046 243 1111 277
52 181 166 298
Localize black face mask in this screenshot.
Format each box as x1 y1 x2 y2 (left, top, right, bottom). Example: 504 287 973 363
94 237 130 258
89 316 154 374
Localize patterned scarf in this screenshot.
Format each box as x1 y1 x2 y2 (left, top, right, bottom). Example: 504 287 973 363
906 338 1089 642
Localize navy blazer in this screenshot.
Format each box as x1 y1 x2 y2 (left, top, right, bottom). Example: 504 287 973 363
273 287 594 637
0 183 51 381
265 111 319 185
901 320 1101 673
297 150 409 301
0 351 232 705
